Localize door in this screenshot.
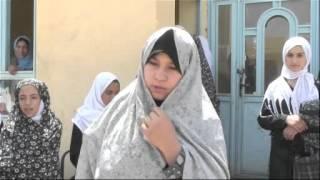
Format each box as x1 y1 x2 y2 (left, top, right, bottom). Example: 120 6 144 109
210 0 319 178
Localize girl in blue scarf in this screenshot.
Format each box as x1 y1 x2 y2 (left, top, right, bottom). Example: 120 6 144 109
8 35 33 75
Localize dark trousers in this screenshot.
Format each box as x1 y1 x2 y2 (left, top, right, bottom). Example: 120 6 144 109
269 138 294 179
70 124 83 167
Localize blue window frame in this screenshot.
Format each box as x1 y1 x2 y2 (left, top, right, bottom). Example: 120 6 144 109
0 0 35 111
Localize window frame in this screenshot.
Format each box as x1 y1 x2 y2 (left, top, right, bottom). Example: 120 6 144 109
0 0 36 80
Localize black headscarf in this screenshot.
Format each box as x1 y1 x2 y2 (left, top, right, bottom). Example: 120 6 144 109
146 29 181 106
147 29 181 74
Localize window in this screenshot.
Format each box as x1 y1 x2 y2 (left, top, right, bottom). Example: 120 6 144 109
0 0 34 111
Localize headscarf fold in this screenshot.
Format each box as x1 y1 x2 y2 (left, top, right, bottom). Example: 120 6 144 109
263 36 319 115
76 27 229 179
194 35 220 113
72 72 119 132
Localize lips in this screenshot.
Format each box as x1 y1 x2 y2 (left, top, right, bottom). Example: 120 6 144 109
289 65 301 70
22 108 34 116
150 85 167 94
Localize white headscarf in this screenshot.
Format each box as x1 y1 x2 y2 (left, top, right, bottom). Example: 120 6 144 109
263 36 318 115
13 35 33 61
76 27 229 179
0 96 9 124
72 72 119 132
31 100 44 123
281 36 311 79
13 35 32 50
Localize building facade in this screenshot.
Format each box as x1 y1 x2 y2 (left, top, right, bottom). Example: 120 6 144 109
0 0 319 178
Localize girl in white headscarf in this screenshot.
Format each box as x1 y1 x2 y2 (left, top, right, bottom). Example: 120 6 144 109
70 72 120 167
258 36 319 179
75 27 229 179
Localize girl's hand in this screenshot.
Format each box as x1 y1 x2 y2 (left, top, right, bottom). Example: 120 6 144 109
8 65 18 75
141 107 181 165
283 126 298 140
286 115 308 133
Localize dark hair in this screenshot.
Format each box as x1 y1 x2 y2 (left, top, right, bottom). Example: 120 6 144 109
112 79 120 85
148 29 181 74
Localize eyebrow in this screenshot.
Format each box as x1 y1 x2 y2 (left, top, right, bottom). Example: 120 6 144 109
19 93 39 96
287 51 304 54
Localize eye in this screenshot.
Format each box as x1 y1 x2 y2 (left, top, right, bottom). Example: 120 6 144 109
169 65 177 70
148 59 159 66
105 90 113 95
297 53 304 58
286 53 294 58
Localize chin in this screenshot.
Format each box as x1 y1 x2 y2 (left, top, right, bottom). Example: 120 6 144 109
23 112 36 118
153 96 165 101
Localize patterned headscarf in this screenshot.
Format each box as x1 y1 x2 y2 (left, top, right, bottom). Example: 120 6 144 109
11 79 51 122
76 27 229 179
0 78 62 178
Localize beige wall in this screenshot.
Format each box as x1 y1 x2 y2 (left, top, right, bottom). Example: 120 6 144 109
35 0 174 176
178 0 197 35
199 0 208 37
177 0 208 37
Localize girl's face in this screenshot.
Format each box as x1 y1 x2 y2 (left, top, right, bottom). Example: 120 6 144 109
285 46 307 72
101 81 120 106
14 40 29 59
144 52 182 101
18 85 41 118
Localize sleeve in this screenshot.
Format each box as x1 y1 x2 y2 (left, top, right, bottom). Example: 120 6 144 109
299 100 319 131
75 136 94 179
257 99 287 131
300 81 320 130
162 146 185 179
70 123 83 167
43 118 63 178
0 127 13 177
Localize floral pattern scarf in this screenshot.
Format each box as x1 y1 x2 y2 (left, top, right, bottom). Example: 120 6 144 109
76 27 229 179
0 78 62 178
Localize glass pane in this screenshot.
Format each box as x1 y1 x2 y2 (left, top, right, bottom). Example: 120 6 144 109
245 36 256 94
0 80 19 114
299 33 310 42
245 2 272 28
282 0 310 25
264 17 289 91
6 0 34 72
217 5 231 94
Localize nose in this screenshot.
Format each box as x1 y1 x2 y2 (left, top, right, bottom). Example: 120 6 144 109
292 55 301 64
24 97 31 105
155 69 167 81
